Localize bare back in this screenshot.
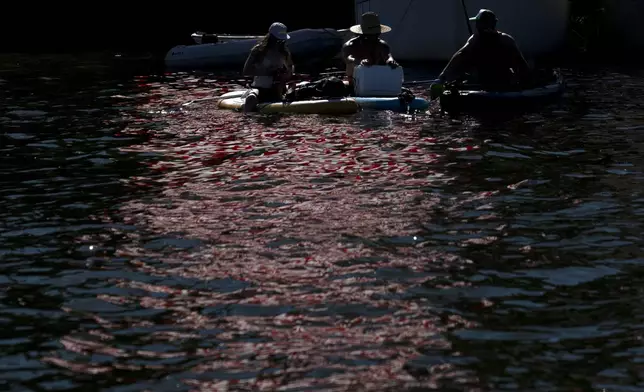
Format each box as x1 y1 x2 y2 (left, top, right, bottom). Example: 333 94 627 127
439 31 530 84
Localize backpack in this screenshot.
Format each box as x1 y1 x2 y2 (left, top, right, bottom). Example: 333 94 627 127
284 77 349 101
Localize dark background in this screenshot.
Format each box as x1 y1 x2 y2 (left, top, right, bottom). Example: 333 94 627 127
1 0 639 63
1 2 355 53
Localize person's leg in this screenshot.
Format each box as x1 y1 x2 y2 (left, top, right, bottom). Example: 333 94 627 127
346 62 355 82
346 81 355 97
244 87 282 112
243 89 259 112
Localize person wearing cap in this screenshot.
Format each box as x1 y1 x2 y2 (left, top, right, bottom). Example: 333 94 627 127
430 9 530 97
342 12 399 85
242 22 294 111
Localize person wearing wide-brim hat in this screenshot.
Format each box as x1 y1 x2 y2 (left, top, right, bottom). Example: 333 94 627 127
342 12 399 82
430 8 531 98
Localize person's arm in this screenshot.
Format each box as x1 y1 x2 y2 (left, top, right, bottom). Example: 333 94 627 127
506 35 530 76
274 50 295 84
342 40 359 79
285 50 294 79
242 47 261 76
342 40 356 65
379 41 398 67
438 35 475 83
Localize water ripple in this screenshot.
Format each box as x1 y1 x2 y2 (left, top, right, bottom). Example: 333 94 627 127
3 57 644 390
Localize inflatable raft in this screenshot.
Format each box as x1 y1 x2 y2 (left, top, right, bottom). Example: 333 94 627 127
165 28 343 70
439 69 565 113
217 88 430 115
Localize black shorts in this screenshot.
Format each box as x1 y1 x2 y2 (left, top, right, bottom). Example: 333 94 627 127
346 82 355 97
256 87 282 103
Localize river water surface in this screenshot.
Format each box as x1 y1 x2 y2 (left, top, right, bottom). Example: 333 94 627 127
2 54 644 391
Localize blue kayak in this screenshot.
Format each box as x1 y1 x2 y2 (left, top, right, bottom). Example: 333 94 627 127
439 69 565 113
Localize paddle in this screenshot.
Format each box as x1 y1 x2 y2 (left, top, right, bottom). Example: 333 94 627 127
402 78 447 101
403 79 440 86
182 95 227 106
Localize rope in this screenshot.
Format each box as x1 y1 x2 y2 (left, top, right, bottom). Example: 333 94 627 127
461 0 473 36
320 27 345 40
390 0 415 37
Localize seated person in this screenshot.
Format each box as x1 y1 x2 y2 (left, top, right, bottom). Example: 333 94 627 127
242 22 294 111
342 11 399 91
431 9 530 97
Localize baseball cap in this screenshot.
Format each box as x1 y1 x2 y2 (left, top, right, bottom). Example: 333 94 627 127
268 22 290 40
469 9 497 24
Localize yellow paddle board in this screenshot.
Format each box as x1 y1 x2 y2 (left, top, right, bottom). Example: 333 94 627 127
218 97 359 115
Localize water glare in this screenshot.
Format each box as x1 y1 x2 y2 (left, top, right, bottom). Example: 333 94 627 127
2 57 644 390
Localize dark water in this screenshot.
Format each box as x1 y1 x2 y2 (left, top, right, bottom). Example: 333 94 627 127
2 54 644 391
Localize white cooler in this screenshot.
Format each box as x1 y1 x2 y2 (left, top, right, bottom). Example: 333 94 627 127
353 65 404 97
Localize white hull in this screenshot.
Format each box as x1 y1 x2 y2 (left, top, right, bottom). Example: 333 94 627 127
353 0 569 61
165 28 344 70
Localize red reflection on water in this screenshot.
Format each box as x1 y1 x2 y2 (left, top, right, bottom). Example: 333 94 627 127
51 73 491 390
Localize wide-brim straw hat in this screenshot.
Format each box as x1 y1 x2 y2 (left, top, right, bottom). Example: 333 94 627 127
349 12 392 35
